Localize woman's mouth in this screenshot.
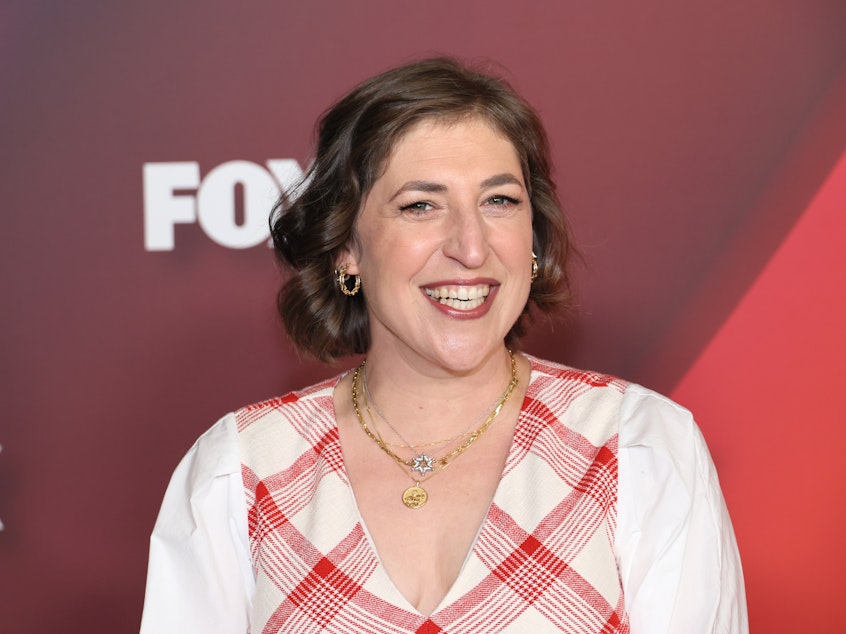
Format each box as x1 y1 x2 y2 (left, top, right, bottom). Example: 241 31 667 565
423 284 491 311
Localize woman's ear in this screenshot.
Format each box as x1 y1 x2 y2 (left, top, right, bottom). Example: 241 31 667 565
334 240 361 275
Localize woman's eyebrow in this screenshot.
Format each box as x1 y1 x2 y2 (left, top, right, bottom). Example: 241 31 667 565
389 173 523 202
480 173 524 189
389 180 447 201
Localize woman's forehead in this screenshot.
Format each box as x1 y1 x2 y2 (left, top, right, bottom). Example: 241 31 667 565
378 117 522 181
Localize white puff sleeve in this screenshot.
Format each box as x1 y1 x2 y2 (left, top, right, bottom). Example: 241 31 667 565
616 384 748 633
140 414 254 634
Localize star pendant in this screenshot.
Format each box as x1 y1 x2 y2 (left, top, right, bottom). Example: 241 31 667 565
410 454 435 475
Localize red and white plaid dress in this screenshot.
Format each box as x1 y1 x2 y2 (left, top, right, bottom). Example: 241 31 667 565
237 356 630 633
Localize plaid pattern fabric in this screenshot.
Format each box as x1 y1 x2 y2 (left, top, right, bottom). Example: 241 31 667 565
237 356 630 633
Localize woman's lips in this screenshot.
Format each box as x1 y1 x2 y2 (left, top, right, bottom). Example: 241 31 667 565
423 284 491 310
421 282 498 318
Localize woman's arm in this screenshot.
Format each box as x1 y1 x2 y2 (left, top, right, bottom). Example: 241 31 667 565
140 414 254 634
616 385 748 633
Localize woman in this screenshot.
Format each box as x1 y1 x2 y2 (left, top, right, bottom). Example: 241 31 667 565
141 58 747 633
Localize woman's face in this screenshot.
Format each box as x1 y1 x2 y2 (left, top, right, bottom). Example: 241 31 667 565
340 116 534 374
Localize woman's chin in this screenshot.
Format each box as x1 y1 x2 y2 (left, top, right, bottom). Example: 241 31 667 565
419 338 509 376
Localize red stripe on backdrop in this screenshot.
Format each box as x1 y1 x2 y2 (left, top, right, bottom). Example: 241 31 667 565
672 149 846 633
634 60 846 393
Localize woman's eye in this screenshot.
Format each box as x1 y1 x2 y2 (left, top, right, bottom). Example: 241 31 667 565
486 195 520 207
400 201 434 214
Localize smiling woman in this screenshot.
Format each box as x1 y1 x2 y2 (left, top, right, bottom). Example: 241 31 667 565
271 58 572 363
337 117 534 375
141 58 748 633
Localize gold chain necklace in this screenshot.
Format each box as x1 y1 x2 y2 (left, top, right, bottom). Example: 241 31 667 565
362 393 453 508
350 350 518 509
363 365 511 452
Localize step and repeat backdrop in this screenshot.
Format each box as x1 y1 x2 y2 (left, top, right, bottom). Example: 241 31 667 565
2 1 845 632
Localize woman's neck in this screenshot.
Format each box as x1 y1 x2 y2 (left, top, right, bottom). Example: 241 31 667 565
359 345 523 441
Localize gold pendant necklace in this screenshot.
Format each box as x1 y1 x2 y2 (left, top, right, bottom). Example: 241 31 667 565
401 484 428 509
350 350 518 509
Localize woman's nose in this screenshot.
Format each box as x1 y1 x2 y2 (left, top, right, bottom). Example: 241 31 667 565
442 206 489 269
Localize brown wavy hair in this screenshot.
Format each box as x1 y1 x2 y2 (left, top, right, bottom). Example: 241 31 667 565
270 57 574 362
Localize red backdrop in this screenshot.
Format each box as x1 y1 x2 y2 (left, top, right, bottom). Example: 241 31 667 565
1 1 844 631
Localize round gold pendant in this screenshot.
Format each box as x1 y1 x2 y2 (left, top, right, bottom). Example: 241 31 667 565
402 485 428 509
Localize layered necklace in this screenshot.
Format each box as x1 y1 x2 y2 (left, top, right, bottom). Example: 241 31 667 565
350 350 519 509
363 365 512 462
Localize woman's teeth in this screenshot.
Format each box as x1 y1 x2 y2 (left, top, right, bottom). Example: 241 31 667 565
424 285 491 310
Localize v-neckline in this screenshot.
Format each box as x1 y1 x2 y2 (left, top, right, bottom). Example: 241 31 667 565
328 359 539 617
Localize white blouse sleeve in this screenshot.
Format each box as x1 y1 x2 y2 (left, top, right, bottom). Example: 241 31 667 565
140 414 254 634
616 384 748 633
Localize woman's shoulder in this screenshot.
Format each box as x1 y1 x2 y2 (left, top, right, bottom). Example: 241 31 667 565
232 371 346 431
523 354 631 442
524 354 701 445
232 370 351 477
525 353 629 392
525 354 692 414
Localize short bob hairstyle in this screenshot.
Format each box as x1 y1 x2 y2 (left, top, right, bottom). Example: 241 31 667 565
271 57 574 362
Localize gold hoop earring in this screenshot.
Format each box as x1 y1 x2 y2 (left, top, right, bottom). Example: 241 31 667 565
336 264 361 296
530 252 539 282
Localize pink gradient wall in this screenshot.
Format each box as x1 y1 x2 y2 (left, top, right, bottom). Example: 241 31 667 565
1 1 844 631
